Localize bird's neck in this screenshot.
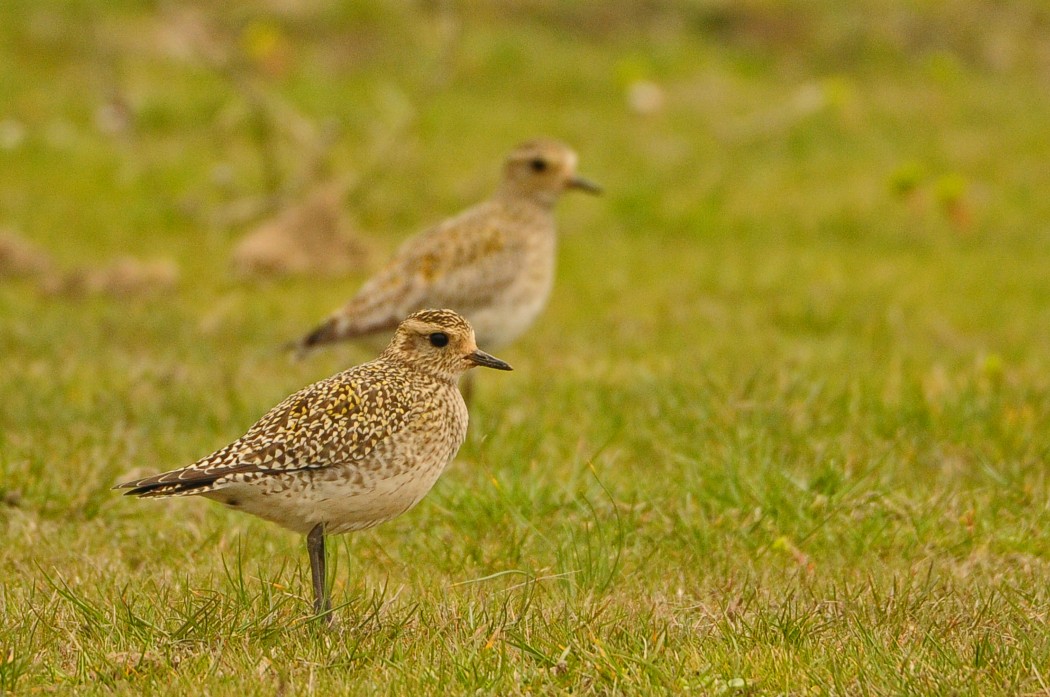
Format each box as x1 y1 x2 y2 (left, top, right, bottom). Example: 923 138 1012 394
493 186 558 211
377 354 457 386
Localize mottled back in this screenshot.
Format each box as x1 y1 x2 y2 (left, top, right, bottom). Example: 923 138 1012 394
118 309 497 501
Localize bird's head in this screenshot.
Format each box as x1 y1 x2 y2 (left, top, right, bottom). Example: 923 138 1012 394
384 309 513 380
497 139 602 208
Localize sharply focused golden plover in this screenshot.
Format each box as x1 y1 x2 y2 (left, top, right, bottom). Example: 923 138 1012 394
291 139 601 357
116 309 512 619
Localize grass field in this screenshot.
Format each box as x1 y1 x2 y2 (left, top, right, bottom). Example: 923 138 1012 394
3 1 1050 694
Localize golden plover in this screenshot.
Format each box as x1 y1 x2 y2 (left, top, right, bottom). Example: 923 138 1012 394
116 309 512 619
291 138 601 357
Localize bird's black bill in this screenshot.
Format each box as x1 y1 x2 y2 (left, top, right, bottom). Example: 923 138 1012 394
568 175 603 195
467 350 513 371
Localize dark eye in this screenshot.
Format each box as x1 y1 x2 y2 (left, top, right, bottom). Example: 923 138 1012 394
529 158 547 173
429 332 449 348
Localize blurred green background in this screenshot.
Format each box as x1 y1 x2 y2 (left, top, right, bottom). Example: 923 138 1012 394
3 1 1050 694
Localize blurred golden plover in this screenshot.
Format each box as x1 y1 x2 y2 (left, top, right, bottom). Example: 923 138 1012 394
116 309 512 619
291 138 601 357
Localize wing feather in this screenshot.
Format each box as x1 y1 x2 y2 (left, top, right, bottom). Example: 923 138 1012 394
116 363 420 497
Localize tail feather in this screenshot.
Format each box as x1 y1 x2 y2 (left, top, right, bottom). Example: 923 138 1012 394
115 470 225 498
288 313 399 358
290 317 341 358
121 480 221 498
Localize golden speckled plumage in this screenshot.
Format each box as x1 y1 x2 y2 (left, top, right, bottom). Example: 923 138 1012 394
293 139 600 355
116 310 512 617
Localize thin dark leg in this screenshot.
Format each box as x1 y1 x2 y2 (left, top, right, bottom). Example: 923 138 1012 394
307 523 331 620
